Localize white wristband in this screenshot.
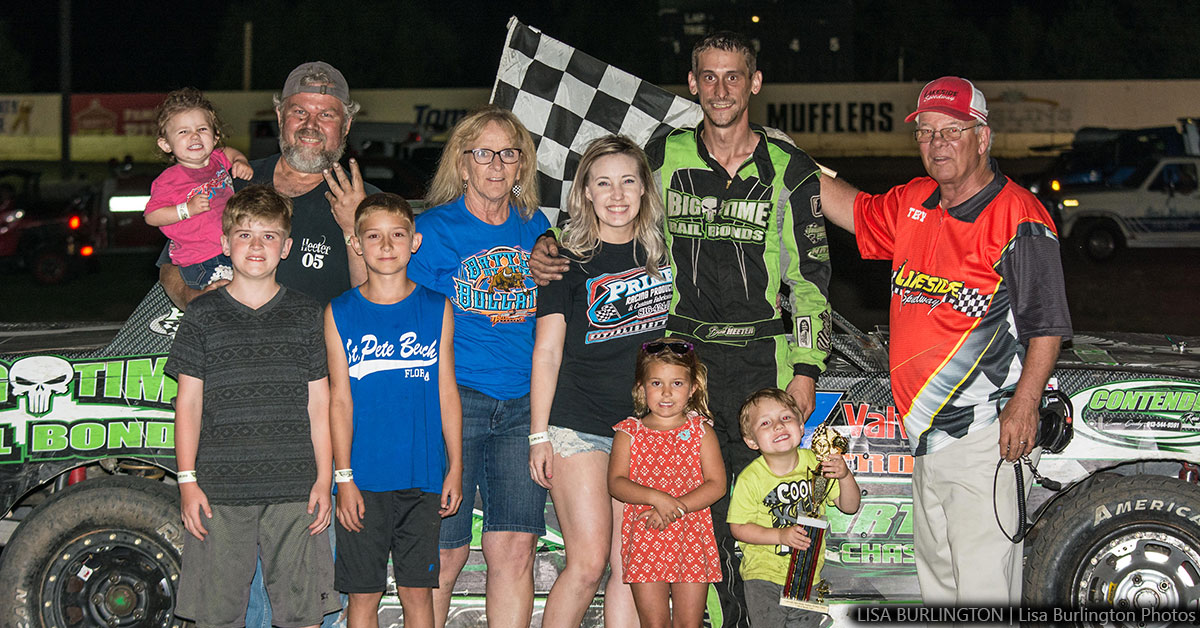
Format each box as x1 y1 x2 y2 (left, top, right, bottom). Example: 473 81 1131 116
334 468 354 483
528 432 550 446
177 470 197 483
176 202 190 221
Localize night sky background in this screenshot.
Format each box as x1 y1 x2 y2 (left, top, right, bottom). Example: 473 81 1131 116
3 0 1199 95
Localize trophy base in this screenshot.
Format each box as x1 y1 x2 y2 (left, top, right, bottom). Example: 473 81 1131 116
779 596 829 614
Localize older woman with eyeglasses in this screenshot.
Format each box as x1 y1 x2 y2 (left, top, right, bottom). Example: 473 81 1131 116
407 105 550 628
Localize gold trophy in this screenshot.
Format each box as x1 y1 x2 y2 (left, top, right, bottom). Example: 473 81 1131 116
780 422 848 613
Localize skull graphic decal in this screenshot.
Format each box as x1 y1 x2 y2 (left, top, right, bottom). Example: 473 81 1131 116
9 356 73 416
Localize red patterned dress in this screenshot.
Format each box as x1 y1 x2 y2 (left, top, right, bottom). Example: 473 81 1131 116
614 411 722 583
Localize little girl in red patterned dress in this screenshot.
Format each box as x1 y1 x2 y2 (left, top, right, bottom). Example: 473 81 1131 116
608 338 726 628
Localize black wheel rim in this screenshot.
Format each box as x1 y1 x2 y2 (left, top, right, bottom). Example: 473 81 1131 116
41 529 183 628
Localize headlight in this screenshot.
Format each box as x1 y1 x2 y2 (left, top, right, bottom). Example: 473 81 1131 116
1050 180 1061 192
1062 199 1079 207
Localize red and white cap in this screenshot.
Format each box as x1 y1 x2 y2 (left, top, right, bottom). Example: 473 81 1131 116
904 76 988 124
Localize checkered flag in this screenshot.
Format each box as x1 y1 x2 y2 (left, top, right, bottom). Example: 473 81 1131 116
950 287 992 318
594 302 620 323
491 17 702 226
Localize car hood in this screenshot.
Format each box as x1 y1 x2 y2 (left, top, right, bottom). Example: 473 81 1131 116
1059 330 1200 376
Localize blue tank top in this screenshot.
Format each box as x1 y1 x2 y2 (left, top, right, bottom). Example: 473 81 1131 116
330 284 446 493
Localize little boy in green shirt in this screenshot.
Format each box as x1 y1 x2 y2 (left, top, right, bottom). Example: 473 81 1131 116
728 388 861 627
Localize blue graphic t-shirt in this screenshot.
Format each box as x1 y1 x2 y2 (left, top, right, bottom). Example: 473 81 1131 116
536 240 672 436
408 197 550 400
330 284 447 493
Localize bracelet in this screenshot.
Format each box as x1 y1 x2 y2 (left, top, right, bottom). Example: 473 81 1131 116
176 202 190 221
528 432 550 446
177 470 197 484
334 468 354 483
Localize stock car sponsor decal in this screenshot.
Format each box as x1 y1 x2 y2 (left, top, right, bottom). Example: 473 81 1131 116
0 354 176 463
825 495 915 576
453 246 537 325
843 403 908 441
1071 379 1200 452
801 391 845 447
149 307 184 338
584 266 672 344
845 451 915 477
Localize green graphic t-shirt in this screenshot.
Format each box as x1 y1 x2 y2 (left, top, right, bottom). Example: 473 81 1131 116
728 448 840 585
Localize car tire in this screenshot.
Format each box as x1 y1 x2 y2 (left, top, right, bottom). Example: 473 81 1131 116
29 246 72 285
1023 474 1200 620
1076 220 1123 261
0 474 191 628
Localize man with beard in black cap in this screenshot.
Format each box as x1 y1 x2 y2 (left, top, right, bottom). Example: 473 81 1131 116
160 61 377 307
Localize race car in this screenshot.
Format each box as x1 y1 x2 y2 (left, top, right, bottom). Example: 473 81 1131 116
0 282 1196 627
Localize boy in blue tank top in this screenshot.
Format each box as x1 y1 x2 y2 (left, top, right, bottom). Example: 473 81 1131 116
324 193 464 628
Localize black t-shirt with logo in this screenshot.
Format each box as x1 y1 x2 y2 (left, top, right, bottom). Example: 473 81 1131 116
536 241 672 437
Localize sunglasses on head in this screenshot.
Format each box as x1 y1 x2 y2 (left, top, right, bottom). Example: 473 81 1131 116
642 340 694 356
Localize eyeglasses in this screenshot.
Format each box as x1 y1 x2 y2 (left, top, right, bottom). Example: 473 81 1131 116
642 340 695 356
913 123 983 143
464 148 522 165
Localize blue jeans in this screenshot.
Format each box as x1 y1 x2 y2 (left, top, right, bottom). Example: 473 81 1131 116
177 253 233 290
439 386 547 548
246 518 346 627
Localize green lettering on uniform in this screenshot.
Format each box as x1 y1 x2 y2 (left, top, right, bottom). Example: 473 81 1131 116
849 502 898 537
1162 391 1180 411
108 421 144 449
125 358 174 403
145 422 174 448
0 425 12 456
32 424 68 452
103 361 125 398
74 363 106 397
1089 390 1108 410
1150 392 1167 411
70 422 106 451
1180 392 1197 411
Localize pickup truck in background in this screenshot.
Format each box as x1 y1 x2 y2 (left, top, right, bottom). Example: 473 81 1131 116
1056 155 1200 260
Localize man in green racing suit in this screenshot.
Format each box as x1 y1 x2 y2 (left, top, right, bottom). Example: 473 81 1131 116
532 32 831 627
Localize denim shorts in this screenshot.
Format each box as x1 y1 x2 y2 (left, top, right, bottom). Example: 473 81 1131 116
548 425 613 457
439 386 547 549
177 253 233 290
